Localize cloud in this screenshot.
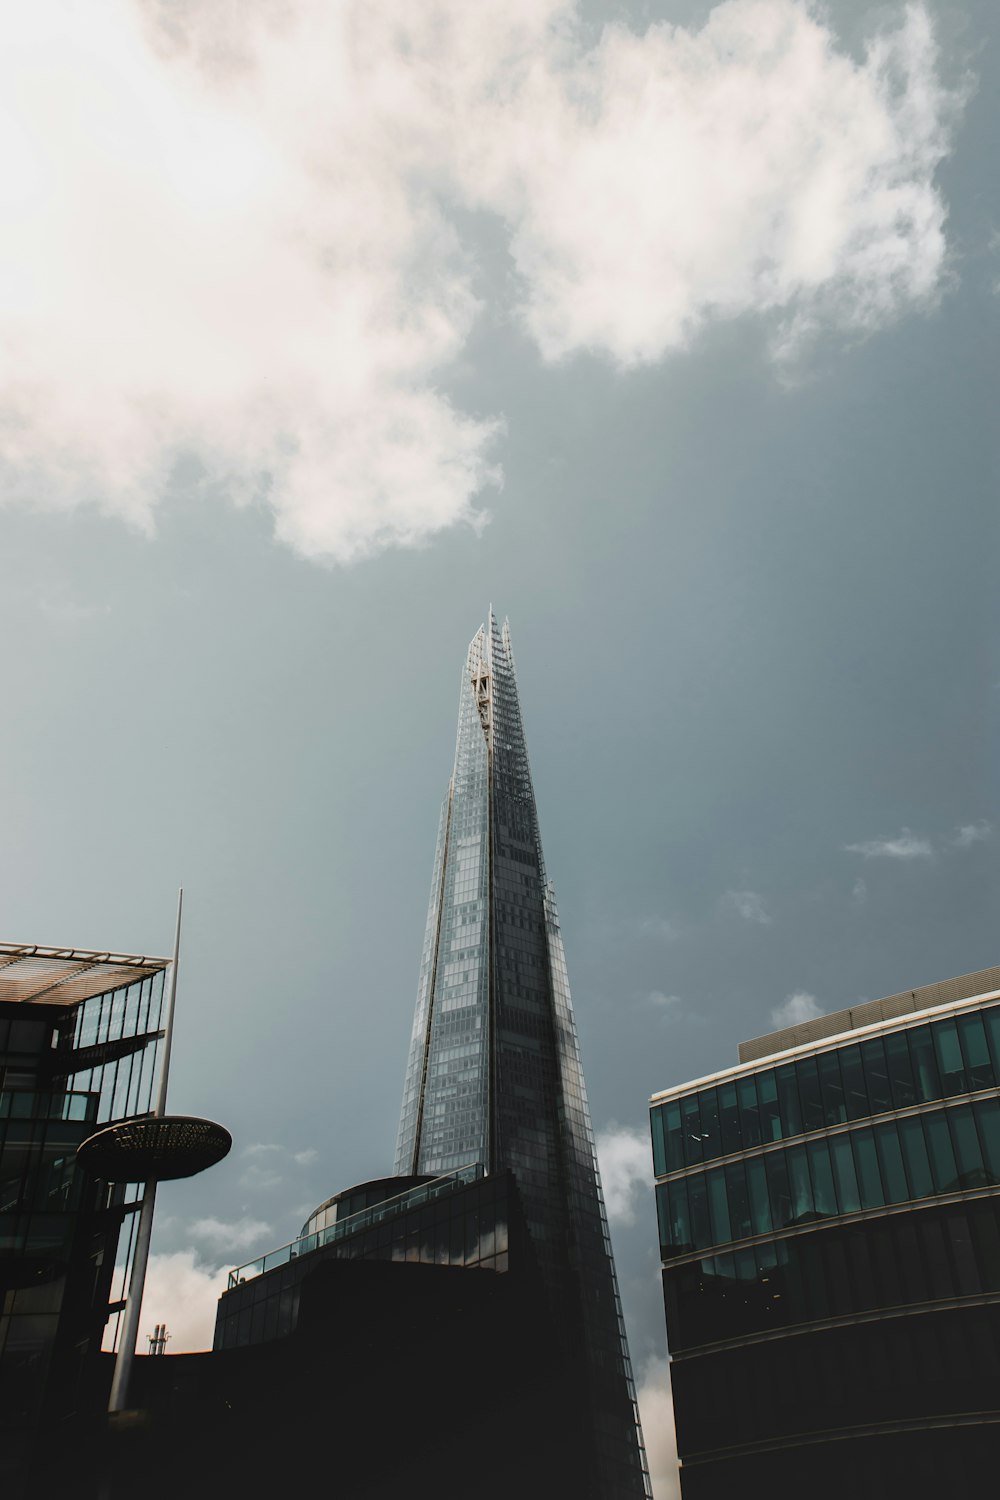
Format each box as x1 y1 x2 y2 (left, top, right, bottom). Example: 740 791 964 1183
647 990 682 1011
636 1355 681 1500
952 821 992 849
0 2 959 562
239 1140 317 1191
844 827 933 859
636 916 683 943
770 990 822 1027
134 1250 230 1353
189 1215 273 1255
596 1124 652 1226
725 889 772 925
851 876 868 903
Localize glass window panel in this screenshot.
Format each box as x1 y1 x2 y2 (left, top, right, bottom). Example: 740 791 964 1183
945 1210 982 1296
817 1050 847 1127
898 1115 934 1198
839 1044 870 1121
651 1107 666 1178
922 1112 959 1194
947 1103 985 1187
688 1174 711 1250
757 1071 781 1143
884 1031 916 1110
970 1200 1000 1287
746 1156 772 1235
681 1094 703 1165
957 1013 994 1092
829 1133 861 1213
894 1219 930 1304
845 1226 877 1308
786 1144 814 1223
663 1100 685 1173
706 1168 731 1246
824 1237 853 1316
860 1037 891 1114
775 1063 802 1140
919 1217 956 1298
718 1081 741 1157
725 1160 752 1241
908 1025 942 1104
806 1138 837 1217
932 1020 966 1096
698 1087 722 1162
982 1007 1000 1080
737 1076 761 1150
765 1151 792 1229
873 1121 909 1203
799 1234 830 1318
852 1130 884 1209
973 1098 1000 1183
795 1057 824 1133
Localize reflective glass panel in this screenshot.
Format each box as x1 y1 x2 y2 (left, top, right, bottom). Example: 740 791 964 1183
681 1094 703 1166
932 1019 966 1096
947 1104 985 1186
884 1031 916 1109
706 1167 731 1246
957 1013 994 1091
746 1156 772 1235
663 1100 685 1173
852 1131 884 1209
829 1133 861 1213
908 1025 942 1104
687 1173 711 1250
817 1050 847 1126
651 1107 666 1178
737 1075 761 1150
983 1007 1000 1079
765 1151 792 1229
860 1037 891 1114
898 1115 934 1198
806 1138 837 1217
873 1121 908 1203
775 1063 802 1140
795 1056 824 1133
757 1071 782 1143
974 1098 1000 1182
839 1044 869 1121
718 1082 741 1157
698 1087 722 1162
786 1144 813 1223
922 1112 959 1194
725 1160 752 1241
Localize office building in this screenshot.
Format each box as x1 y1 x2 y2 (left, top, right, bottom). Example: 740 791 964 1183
650 965 1000 1498
0 943 170 1489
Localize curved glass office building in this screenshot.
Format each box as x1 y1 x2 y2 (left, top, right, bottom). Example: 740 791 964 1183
651 966 1000 1498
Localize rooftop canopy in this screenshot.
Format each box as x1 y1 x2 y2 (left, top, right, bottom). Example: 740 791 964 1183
0 942 171 1008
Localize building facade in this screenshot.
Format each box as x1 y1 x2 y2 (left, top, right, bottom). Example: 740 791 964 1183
0 943 170 1490
651 966 1000 1497
395 612 649 1498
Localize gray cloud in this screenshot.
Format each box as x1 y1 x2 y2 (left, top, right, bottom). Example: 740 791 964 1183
844 828 934 859
725 889 772 925
769 991 822 1028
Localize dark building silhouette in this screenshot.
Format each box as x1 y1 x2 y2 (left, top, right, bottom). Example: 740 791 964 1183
0 943 170 1493
651 965 1000 1498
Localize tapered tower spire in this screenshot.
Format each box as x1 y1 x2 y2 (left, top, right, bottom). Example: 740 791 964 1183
395 615 650 1499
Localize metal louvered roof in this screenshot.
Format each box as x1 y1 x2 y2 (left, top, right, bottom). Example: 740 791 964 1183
0 943 171 1007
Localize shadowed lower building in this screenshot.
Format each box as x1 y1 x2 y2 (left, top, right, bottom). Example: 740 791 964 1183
650 965 1000 1498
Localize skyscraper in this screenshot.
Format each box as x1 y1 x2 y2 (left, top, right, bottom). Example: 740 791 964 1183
395 612 650 1499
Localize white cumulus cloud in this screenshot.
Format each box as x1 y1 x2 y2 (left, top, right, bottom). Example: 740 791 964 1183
725 889 772 925
596 1123 653 1225
132 1249 230 1353
952 821 992 849
188 1215 273 1255
0 1 960 562
845 827 934 859
770 990 822 1027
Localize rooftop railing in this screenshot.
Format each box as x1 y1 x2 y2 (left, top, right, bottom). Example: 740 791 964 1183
228 1161 484 1289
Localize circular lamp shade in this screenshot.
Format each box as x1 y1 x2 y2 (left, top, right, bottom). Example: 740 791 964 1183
76 1115 232 1183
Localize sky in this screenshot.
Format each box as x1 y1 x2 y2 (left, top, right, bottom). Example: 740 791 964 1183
1 2 998 1493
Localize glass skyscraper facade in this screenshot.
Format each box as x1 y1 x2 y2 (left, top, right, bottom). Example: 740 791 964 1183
395 613 649 1500
651 966 1000 1497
